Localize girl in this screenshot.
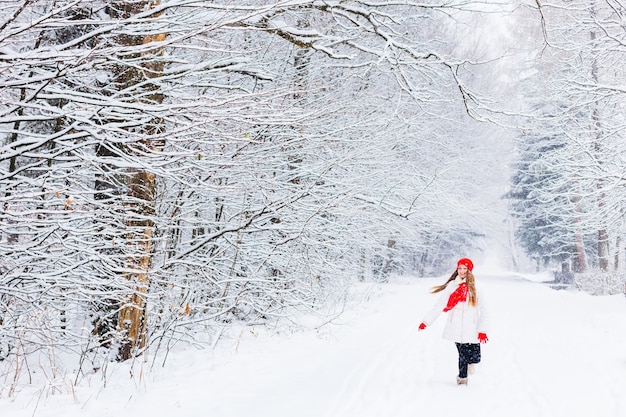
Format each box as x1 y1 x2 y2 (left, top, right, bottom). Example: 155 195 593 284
418 258 489 385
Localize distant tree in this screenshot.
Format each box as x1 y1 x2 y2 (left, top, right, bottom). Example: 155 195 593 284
509 0 626 272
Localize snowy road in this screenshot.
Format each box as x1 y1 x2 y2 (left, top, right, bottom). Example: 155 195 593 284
2 272 626 417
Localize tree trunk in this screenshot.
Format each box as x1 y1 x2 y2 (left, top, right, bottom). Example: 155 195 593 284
113 0 166 361
614 236 621 271
572 195 587 273
381 238 397 281
589 4 609 272
597 229 609 271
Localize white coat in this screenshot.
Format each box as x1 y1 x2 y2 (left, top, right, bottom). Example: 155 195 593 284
422 277 489 343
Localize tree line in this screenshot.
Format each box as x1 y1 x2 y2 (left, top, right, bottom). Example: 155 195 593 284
0 0 495 389
2 0 623 395
508 0 626 280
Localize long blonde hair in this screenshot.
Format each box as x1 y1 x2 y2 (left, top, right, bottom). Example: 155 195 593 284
430 270 477 307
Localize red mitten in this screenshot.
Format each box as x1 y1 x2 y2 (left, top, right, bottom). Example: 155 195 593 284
418 322 427 331
443 283 468 312
478 332 488 344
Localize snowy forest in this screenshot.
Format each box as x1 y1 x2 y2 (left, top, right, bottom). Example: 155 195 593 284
0 0 625 395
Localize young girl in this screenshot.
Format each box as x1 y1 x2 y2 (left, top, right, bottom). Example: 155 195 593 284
418 258 489 385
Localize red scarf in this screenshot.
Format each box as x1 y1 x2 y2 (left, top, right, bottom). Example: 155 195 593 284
443 282 467 312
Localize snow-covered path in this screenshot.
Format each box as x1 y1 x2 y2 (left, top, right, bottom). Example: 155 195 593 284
2 272 626 417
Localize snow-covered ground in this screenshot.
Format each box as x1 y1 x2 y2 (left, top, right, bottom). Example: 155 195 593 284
1 268 625 417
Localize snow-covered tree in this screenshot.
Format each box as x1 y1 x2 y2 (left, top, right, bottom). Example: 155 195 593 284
0 0 511 392
509 0 626 273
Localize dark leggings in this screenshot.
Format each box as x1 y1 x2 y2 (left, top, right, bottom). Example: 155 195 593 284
455 343 481 378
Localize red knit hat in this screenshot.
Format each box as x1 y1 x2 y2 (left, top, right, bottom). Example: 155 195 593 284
457 257 474 272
